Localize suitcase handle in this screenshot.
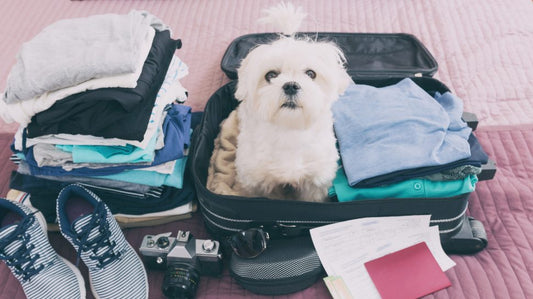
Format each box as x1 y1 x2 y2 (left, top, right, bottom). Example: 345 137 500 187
257 216 489 254
250 222 315 238
462 112 478 131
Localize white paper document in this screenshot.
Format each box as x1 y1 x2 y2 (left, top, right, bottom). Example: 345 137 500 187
310 215 455 299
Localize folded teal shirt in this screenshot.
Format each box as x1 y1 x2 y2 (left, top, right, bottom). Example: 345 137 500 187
93 157 187 188
329 166 477 202
56 129 159 164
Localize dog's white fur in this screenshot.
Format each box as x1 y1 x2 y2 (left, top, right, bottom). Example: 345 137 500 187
258 2 307 36
234 3 351 202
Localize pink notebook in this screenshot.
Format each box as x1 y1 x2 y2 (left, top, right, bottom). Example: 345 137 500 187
364 242 451 299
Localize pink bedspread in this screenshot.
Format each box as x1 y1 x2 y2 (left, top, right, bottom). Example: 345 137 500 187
1 0 532 298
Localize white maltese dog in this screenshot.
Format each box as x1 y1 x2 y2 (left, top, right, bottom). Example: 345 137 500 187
234 3 351 202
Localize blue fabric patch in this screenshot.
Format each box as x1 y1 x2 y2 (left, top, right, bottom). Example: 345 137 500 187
332 78 472 186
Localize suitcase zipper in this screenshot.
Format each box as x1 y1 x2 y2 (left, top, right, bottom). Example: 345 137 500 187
199 198 467 236
439 219 465 234
203 211 246 232
430 204 468 228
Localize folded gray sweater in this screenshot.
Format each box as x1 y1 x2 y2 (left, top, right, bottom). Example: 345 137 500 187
3 10 169 103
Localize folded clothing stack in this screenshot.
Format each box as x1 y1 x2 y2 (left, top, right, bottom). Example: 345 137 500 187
330 78 488 202
1 11 196 225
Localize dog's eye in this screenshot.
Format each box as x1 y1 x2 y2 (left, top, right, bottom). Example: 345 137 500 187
305 69 316 79
265 71 279 82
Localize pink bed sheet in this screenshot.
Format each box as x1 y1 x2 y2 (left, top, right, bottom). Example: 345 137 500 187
1 0 532 298
0 0 532 131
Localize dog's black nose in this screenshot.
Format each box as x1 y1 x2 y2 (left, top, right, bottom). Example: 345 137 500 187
283 82 301 96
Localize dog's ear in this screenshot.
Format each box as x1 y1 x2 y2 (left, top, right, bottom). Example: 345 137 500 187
317 43 352 95
235 56 251 102
336 66 352 96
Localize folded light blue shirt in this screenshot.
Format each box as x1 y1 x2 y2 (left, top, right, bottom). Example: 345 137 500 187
332 78 472 186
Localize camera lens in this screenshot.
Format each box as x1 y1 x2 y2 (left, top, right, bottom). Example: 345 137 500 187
162 263 201 299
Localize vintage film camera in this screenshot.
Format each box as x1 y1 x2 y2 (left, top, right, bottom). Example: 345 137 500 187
139 230 223 299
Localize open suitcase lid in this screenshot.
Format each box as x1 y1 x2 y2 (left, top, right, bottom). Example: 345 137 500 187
221 32 438 80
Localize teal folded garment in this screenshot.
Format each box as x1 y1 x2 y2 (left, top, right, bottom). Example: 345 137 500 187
329 166 477 202
56 127 159 164
93 157 187 188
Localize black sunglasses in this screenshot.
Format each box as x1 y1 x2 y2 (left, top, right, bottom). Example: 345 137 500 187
228 228 270 259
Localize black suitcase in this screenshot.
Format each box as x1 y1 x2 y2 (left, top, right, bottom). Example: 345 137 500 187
191 32 496 255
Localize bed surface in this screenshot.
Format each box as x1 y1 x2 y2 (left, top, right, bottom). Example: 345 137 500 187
1 0 532 298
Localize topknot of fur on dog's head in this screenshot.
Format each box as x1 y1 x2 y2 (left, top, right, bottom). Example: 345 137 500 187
258 2 306 36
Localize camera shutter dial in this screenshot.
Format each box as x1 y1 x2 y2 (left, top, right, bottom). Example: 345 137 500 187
202 240 216 252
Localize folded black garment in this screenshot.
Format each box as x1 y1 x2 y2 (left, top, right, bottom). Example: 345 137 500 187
9 163 195 223
26 30 179 141
354 133 489 188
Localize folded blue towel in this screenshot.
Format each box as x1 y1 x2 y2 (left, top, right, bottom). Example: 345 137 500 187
332 78 472 186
